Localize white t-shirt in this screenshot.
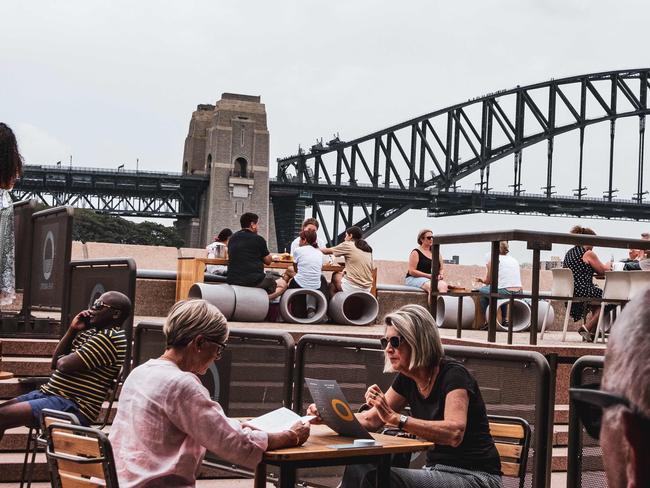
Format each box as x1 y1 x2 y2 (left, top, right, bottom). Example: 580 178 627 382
206 242 227 274
290 236 330 264
484 253 522 289
293 245 325 289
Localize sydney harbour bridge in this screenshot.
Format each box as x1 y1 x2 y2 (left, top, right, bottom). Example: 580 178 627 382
11 68 650 251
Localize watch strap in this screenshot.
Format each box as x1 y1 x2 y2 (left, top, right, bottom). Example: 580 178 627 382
398 414 408 430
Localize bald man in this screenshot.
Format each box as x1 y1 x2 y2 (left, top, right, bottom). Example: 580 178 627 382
599 290 650 487
0 291 132 440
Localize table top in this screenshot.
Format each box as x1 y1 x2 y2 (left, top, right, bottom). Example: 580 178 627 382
263 424 432 462
182 257 345 273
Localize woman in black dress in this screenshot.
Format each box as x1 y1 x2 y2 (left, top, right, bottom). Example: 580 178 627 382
563 225 612 341
308 304 502 488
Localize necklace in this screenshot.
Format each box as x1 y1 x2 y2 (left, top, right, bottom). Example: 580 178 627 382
417 370 434 394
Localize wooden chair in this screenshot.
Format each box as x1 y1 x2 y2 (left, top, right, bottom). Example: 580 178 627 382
45 423 119 488
488 415 531 488
20 409 81 488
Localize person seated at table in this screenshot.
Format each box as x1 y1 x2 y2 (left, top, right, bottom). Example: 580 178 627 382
405 229 448 294
287 229 330 317
563 225 613 342
627 232 649 261
321 226 373 294
206 227 232 275
475 241 523 329
227 212 277 295
0 291 132 439
307 304 502 488
110 299 310 487
290 217 326 256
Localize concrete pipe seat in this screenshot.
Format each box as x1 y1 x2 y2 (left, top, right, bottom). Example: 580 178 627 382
279 288 328 324
435 296 476 329
188 283 236 320
487 299 531 332
231 285 269 322
328 291 379 326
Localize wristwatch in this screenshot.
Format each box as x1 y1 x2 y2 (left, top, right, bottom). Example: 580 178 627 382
398 414 408 430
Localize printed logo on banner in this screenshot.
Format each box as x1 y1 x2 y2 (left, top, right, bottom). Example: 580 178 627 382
41 230 55 290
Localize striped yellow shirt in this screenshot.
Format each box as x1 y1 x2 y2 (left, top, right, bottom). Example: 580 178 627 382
41 327 126 422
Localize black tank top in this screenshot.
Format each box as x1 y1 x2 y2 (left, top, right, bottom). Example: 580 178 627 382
406 248 432 277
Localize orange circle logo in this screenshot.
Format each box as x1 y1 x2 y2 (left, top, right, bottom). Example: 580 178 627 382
331 398 354 421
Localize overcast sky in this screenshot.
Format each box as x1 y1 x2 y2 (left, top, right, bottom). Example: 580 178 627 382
2 1 649 267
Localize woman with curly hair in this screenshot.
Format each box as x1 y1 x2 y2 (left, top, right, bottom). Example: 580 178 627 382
0 123 24 306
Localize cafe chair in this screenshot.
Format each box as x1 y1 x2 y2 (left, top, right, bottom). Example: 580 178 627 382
540 268 574 341
594 271 630 343
488 415 531 488
45 423 119 488
20 409 81 488
627 270 650 300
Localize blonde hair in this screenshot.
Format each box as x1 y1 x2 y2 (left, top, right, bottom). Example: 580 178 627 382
164 299 228 348
383 304 443 373
417 229 433 245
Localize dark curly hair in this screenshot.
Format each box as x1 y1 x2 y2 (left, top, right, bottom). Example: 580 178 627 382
0 123 23 188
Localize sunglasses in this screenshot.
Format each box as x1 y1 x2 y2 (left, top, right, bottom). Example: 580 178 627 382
91 299 121 312
205 338 228 356
570 385 650 440
380 336 404 350
424 235 434 240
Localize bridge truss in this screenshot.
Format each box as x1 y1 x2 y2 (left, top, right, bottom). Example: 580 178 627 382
274 68 650 247
12 165 208 218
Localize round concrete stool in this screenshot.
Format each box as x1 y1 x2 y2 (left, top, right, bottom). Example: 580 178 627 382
279 288 328 324
487 298 531 332
231 285 270 322
328 291 379 326
188 283 236 320
435 295 476 329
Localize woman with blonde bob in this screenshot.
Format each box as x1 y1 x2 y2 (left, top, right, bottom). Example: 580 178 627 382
405 229 448 294
309 304 501 488
110 299 310 487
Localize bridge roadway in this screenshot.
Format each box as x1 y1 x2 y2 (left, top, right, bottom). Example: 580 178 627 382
12 164 650 224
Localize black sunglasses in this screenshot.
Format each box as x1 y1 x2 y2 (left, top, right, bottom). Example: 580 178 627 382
91 299 121 312
424 235 434 240
380 336 404 350
570 385 650 440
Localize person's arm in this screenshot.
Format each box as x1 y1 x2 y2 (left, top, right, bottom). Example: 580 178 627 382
260 237 272 265
58 329 120 374
166 377 308 470
367 385 468 447
51 310 92 371
481 262 492 285
407 250 431 279
262 254 273 265
320 247 334 255
583 250 612 275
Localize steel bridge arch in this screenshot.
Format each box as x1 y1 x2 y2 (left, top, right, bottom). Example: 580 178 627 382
274 68 650 246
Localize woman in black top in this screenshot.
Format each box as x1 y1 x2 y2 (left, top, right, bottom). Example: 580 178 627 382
405 229 448 294
308 304 502 488
563 225 612 341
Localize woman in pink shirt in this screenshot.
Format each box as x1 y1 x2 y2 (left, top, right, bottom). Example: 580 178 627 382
110 299 310 487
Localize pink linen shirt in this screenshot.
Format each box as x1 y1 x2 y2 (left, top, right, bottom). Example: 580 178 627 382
110 359 268 487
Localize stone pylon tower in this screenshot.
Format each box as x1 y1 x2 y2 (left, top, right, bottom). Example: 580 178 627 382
180 93 275 249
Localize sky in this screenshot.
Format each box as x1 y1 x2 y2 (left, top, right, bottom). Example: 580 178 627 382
2 0 650 266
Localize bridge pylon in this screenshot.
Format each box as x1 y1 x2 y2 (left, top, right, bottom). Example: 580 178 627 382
180 93 274 248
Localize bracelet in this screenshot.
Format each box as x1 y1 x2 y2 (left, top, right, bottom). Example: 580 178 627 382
286 429 300 447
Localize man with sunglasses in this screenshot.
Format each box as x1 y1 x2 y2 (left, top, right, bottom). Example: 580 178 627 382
570 289 650 488
0 291 132 439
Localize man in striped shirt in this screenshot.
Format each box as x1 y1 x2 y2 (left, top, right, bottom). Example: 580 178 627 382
0 291 132 438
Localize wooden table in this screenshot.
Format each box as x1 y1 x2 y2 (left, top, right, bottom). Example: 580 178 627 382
255 424 432 488
175 257 345 301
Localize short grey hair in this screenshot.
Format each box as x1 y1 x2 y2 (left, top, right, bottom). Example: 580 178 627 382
602 288 650 415
383 304 444 372
164 299 228 348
